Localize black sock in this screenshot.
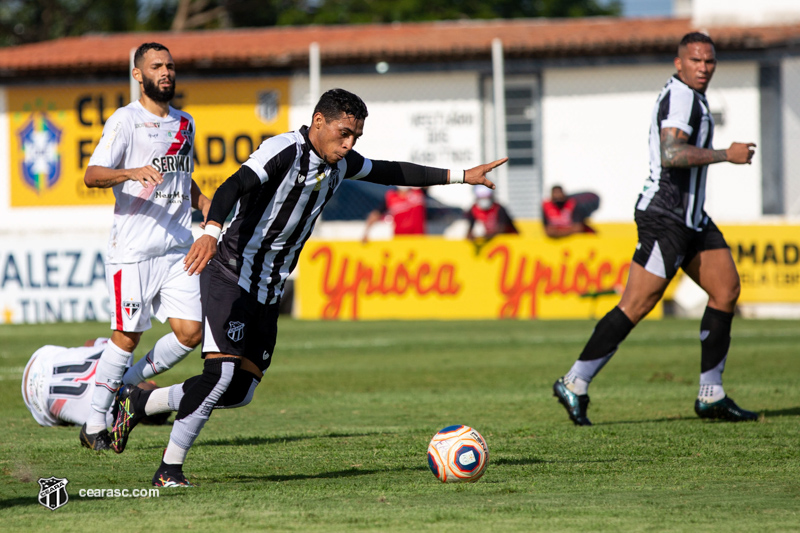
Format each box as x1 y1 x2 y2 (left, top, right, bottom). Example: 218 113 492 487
578 306 635 361
700 306 733 374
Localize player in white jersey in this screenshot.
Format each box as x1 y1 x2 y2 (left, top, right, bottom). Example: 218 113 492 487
22 339 169 431
81 42 210 450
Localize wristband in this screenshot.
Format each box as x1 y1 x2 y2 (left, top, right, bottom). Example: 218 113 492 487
203 224 222 240
449 169 466 184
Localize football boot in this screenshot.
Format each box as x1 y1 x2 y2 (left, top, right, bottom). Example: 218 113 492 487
111 384 145 453
694 396 758 422
152 462 194 487
553 377 592 426
79 423 112 451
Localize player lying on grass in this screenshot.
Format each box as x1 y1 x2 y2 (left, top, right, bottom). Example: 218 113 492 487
111 88 507 486
22 339 169 430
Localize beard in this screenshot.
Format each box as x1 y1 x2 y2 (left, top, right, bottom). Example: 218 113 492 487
142 73 175 103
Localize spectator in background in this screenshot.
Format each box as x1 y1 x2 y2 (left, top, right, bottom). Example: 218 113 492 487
363 186 427 243
542 185 600 238
466 186 518 240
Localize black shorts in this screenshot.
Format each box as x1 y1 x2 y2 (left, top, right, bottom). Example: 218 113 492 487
200 258 279 373
632 210 728 280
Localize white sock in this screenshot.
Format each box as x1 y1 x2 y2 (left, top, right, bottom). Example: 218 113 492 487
698 383 725 404
564 371 589 395
168 383 185 411
87 340 131 433
144 388 172 415
163 439 189 465
123 332 194 385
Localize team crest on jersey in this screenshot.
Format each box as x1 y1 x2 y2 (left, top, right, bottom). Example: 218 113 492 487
227 321 245 342
122 300 141 319
38 477 69 511
256 90 279 123
17 112 63 193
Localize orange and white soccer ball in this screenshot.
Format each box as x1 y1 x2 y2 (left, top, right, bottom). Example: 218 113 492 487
427 425 489 483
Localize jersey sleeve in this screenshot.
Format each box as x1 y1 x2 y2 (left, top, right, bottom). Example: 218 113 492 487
346 149 449 187
659 85 695 136
243 135 296 184
88 108 132 169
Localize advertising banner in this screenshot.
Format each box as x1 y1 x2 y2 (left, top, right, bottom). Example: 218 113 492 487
7 78 289 207
297 224 800 321
296 235 635 320
0 234 110 324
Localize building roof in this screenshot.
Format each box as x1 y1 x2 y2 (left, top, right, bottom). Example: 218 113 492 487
2 17 800 78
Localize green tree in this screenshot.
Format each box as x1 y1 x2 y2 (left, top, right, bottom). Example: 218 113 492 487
1 0 621 47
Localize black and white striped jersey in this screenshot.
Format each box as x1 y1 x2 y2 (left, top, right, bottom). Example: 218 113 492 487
214 126 447 305
636 75 714 230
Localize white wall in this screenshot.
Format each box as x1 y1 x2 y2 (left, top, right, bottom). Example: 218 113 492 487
542 61 761 223
290 71 483 209
782 56 800 216
693 0 800 26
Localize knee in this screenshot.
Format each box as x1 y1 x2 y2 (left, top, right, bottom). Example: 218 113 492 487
174 322 202 348
218 369 260 409
111 331 141 352
709 279 740 311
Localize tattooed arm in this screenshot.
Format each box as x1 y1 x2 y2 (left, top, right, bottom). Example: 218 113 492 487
660 127 756 168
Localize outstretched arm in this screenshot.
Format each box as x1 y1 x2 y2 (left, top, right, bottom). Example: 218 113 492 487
660 127 755 168
361 157 509 189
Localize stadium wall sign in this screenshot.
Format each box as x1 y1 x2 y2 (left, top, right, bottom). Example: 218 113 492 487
7 78 289 207
297 225 800 320
297 236 638 320
0 234 109 324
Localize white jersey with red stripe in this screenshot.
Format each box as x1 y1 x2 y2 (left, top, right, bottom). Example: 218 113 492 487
88 101 196 263
21 339 133 427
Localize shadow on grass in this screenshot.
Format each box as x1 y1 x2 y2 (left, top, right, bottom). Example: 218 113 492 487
222 465 429 484
762 407 800 417
493 457 619 466
0 496 39 510
197 431 380 448
590 416 698 426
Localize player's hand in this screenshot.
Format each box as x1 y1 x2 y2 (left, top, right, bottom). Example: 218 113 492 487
726 142 756 165
464 157 509 189
184 234 218 275
129 165 163 188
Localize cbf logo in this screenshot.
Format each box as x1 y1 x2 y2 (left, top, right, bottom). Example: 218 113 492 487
17 112 63 193
38 476 69 511
227 321 245 342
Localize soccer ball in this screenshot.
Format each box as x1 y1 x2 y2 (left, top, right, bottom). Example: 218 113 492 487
427 425 489 483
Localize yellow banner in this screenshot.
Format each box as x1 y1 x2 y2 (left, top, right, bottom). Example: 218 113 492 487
297 234 638 320
8 78 289 206
726 224 800 302
296 223 800 320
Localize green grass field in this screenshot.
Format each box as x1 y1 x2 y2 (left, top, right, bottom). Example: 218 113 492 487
1 318 799 532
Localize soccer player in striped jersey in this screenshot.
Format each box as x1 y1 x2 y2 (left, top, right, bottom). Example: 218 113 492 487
553 32 759 425
81 43 211 450
111 88 506 486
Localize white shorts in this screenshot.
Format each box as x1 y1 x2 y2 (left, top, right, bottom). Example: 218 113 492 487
106 252 202 333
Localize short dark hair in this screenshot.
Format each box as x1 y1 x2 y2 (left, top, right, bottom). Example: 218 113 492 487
134 42 171 68
678 32 714 53
313 89 369 122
